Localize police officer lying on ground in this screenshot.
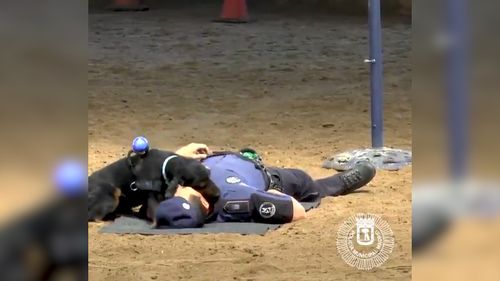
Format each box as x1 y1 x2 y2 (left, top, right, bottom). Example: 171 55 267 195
154 143 376 228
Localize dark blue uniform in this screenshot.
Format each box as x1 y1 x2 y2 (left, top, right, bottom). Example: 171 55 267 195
156 152 349 227
201 153 345 224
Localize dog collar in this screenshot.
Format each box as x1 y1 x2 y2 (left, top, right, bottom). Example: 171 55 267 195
162 155 178 183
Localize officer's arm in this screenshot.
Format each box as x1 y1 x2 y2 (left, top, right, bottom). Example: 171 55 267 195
175 143 211 159
249 190 306 224
267 189 306 221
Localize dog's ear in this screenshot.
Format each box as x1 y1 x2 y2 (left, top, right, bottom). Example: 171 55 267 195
127 150 142 168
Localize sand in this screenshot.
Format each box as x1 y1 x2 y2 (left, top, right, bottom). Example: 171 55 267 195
88 7 411 281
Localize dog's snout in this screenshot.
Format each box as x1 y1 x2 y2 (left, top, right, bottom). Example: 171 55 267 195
206 181 220 198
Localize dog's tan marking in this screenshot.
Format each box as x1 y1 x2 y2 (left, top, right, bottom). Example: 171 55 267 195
113 188 122 199
113 187 121 209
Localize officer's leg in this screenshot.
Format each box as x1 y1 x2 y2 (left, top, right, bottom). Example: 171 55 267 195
268 161 376 200
315 161 377 196
281 168 346 198
267 168 322 202
314 173 349 197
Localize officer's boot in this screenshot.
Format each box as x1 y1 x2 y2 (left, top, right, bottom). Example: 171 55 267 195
339 161 377 194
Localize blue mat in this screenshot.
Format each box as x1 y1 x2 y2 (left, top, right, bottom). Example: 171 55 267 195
99 201 320 235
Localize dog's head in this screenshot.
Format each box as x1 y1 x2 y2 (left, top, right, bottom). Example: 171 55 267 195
127 149 220 206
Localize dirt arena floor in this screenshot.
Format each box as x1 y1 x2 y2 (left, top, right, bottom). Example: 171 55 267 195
88 7 411 281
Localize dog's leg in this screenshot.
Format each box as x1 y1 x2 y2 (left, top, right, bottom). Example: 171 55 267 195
164 178 180 199
146 193 162 223
88 185 121 221
137 192 163 223
101 187 122 221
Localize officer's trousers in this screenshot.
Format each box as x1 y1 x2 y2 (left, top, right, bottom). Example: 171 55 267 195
266 168 345 202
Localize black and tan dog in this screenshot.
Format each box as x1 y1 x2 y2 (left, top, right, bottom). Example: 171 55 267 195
127 149 220 219
88 149 220 222
87 155 140 221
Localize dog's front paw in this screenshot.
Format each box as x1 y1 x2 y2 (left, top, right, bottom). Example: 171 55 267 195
164 190 175 199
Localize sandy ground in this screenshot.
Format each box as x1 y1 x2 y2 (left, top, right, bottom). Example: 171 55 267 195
88 7 411 281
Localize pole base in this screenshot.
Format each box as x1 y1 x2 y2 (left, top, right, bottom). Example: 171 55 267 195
322 147 412 171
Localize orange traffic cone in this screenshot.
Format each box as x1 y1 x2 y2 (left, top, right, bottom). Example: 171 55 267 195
214 0 249 23
108 0 149 11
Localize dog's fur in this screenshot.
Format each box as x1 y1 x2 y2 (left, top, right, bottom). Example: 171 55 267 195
87 157 142 221
88 148 220 222
131 149 220 212
163 155 215 199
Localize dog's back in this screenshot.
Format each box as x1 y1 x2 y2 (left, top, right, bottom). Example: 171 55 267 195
88 158 140 221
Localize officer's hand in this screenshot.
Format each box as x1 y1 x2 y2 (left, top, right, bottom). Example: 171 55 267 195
267 189 286 196
175 143 212 160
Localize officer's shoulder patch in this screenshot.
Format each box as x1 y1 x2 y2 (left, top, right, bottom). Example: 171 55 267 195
258 202 276 219
225 176 241 184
